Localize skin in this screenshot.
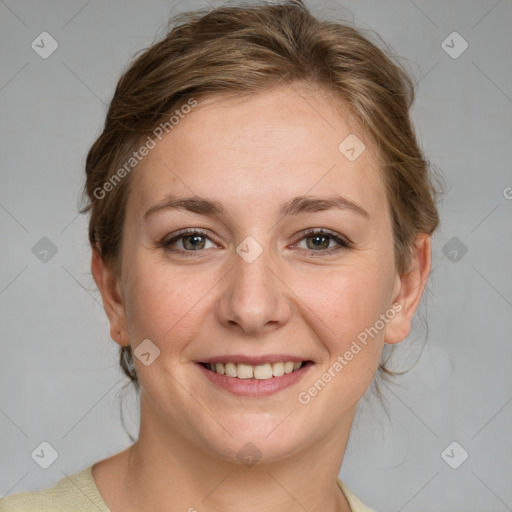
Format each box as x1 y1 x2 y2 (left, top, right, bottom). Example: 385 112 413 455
91 84 431 512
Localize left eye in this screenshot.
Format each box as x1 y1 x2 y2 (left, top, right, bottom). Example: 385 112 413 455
294 229 350 253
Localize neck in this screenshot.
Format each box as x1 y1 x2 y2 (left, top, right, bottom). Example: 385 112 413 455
119 393 355 512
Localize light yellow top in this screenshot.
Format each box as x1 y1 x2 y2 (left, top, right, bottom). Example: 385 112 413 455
1 465 376 512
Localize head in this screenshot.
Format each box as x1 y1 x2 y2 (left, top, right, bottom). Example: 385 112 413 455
82 0 440 461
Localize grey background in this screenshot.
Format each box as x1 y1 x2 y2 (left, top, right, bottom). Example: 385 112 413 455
1 0 511 511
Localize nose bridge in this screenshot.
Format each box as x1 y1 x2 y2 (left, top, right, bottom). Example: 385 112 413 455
217 235 290 335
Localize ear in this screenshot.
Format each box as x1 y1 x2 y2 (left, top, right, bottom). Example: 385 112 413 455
91 249 130 347
385 233 432 345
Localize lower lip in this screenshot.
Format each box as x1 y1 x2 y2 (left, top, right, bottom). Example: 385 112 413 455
197 362 313 397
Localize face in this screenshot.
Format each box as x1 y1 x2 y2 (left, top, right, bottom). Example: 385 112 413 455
95 85 427 463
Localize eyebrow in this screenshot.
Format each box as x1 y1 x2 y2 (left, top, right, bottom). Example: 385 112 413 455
143 193 370 220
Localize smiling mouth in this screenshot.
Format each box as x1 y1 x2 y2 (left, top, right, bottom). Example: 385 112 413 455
199 361 311 380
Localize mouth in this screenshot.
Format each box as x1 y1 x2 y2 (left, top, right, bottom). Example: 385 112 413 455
196 359 314 397
199 360 309 380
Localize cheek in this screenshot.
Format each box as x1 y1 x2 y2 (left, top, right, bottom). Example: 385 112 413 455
123 254 216 351
298 259 392 332
290 261 395 413
291 258 393 373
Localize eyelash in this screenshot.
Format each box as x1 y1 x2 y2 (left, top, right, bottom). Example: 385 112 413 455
161 228 351 258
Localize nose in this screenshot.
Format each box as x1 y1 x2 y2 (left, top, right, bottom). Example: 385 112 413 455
216 241 292 337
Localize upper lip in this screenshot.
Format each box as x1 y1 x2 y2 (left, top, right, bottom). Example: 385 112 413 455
198 354 311 365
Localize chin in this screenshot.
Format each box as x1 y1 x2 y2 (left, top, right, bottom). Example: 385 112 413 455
193 413 316 466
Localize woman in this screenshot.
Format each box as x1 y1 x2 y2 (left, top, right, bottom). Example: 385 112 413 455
1 0 439 510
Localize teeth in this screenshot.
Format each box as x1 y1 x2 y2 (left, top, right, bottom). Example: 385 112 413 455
254 363 273 380
272 362 284 377
204 361 304 379
283 362 294 374
225 362 237 377
236 363 254 379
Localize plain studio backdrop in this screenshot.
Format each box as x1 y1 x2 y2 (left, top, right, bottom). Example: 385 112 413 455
0 1 511 511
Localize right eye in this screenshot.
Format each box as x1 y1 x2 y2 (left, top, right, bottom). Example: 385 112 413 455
162 229 218 254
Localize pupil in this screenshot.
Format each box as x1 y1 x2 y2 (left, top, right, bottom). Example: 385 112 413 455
309 235 328 250
185 234 204 250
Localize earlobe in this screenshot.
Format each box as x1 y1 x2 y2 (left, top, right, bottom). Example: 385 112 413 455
91 250 130 347
384 234 432 345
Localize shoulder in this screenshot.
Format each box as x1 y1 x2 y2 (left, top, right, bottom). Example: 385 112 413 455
337 479 377 512
0 465 109 512
0 487 54 512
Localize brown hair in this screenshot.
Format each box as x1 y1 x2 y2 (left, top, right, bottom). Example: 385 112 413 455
81 0 441 392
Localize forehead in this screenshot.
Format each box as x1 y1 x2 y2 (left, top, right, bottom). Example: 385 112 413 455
128 85 386 220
